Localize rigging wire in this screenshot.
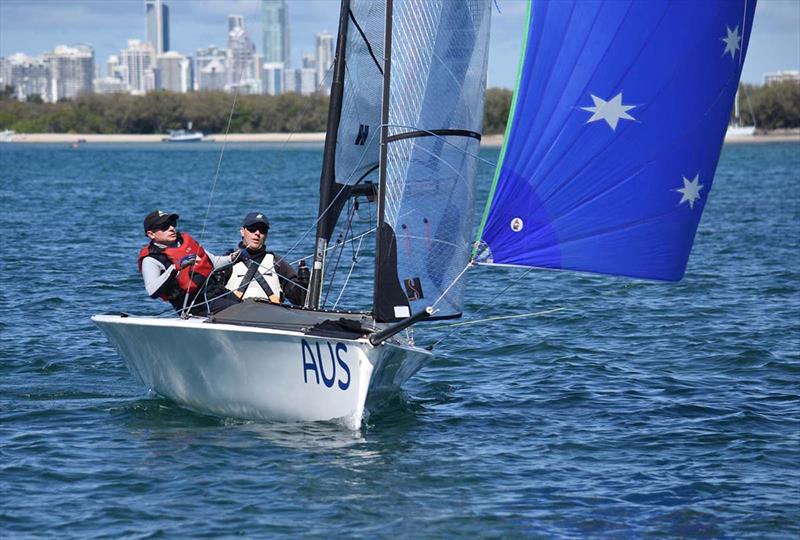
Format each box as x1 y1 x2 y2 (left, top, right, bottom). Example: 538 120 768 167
332 234 365 310
428 266 537 350
181 83 241 315
322 200 358 307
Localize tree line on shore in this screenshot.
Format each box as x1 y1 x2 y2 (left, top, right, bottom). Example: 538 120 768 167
0 83 796 135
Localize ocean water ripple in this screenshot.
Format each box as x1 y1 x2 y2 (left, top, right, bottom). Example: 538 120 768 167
1 142 798 537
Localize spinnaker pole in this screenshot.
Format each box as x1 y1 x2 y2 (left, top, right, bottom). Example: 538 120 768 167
306 0 351 310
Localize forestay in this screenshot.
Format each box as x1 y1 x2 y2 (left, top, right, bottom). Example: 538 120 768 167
375 0 492 322
476 0 757 281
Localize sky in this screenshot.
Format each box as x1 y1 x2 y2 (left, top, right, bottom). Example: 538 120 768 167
0 0 798 88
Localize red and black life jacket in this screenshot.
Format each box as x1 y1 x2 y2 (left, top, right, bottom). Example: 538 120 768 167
137 232 215 302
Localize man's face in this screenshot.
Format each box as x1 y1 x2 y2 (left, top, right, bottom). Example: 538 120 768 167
241 224 267 250
147 220 177 244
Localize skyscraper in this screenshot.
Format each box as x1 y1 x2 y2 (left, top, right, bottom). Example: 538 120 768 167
145 0 170 54
315 32 334 92
227 14 257 90
262 0 290 68
6 53 50 101
156 51 192 93
46 45 94 101
121 39 155 94
261 62 284 96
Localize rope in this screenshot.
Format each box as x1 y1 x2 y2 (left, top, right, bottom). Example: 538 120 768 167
429 266 535 349
181 84 240 315
442 307 565 328
322 200 358 307
333 234 365 310
430 262 473 310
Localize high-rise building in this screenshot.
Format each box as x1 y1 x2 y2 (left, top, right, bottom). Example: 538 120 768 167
195 46 228 91
198 58 227 92
315 32 334 92
262 0 290 68
107 55 125 80
763 70 800 86
45 45 94 101
93 77 129 94
261 62 284 96
284 67 316 96
0 57 8 90
227 14 257 88
302 53 316 70
156 51 192 93
121 39 155 94
6 53 50 101
145 0 170 54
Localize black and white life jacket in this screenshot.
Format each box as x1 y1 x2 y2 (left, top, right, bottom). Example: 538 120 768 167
225 252 283 301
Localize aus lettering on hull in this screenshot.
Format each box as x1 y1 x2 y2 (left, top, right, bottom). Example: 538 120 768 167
301 339 351 391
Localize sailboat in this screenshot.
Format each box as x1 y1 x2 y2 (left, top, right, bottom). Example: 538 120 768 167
93 0 756 429
725 88 756 139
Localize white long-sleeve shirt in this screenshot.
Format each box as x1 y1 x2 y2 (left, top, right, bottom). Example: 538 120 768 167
141 244 229 297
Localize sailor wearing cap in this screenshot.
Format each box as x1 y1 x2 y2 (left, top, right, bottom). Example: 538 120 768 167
225 212 308 305
138 209 240 315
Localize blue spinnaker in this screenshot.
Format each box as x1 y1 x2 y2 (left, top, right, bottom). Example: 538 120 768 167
478 0 756 281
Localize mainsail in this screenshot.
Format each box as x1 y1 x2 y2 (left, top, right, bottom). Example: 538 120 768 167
477 0 757 281
374 0 492 322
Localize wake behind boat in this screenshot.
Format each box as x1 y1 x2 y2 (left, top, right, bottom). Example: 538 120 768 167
94 0 756 429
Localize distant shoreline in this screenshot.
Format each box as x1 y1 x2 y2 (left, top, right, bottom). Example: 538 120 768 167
2 132 798 146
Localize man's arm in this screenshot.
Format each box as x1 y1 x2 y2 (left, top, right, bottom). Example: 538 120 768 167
141 256 177 298
205 249 234 269
275 257 306 306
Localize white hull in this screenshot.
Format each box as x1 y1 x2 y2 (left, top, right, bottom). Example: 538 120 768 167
164 131 204 142
91 314 432 429
725 125 756 138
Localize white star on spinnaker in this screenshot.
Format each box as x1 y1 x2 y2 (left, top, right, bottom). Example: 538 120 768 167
721 25 742 59
581 92 637 131
674 173 704 209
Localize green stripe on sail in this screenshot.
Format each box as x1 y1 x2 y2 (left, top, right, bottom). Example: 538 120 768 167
473 0 533 257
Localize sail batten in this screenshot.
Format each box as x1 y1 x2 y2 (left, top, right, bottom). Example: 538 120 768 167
479 0 757 281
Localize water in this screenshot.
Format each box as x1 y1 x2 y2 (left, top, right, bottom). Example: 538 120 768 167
1 142 798 538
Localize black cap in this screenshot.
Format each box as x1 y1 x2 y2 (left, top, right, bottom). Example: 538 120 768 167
143 209 179 234
242 212 270 229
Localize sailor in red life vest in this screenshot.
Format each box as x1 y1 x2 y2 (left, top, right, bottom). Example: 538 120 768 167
138 209 240 315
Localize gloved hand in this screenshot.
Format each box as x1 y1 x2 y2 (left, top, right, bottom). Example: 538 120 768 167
179 254 197 269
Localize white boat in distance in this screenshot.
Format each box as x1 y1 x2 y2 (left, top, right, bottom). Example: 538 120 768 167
726 89 756 139
164 122 203 142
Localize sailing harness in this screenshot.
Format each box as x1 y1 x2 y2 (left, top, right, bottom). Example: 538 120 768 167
225 249 283 302
138 232 214 308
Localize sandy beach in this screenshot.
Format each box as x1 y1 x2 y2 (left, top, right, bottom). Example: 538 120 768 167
2 132 797 146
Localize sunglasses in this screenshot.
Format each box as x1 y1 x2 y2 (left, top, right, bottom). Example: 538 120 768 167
245 225 268 234
157 221 177 231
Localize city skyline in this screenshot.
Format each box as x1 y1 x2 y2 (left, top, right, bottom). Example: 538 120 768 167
0 0 798 88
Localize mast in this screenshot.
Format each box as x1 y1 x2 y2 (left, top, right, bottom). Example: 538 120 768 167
306 0 351 310
373 0 393 319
